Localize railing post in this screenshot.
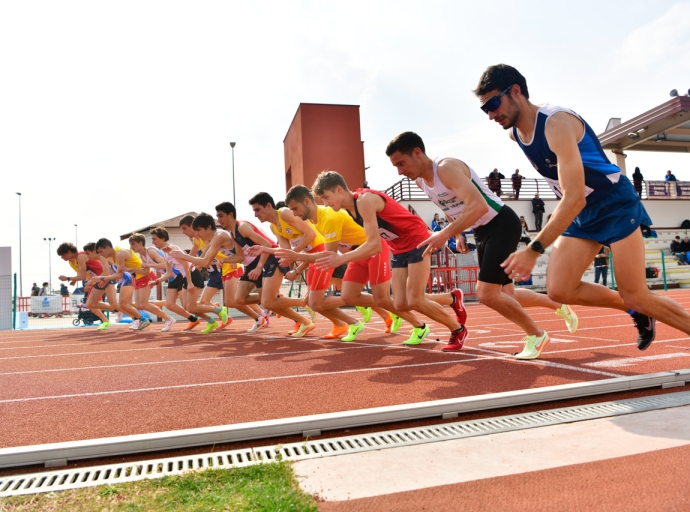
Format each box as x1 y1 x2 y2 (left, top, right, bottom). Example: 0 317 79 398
661 250 667 291
609 251 616 291
12 273 17 330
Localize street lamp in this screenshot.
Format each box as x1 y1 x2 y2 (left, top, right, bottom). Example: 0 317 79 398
230 142 236 206
74 224 78 248
43 237 55 293
16 192 22 297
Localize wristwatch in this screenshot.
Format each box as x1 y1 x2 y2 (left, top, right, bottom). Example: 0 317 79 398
529 241 545 254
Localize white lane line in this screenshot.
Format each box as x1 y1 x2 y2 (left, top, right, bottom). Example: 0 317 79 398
0 356 535 404
585 352 690 368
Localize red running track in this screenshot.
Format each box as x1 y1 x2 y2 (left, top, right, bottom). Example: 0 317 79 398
1 290 689 449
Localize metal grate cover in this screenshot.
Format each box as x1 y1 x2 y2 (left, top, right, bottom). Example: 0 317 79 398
2 390 690 498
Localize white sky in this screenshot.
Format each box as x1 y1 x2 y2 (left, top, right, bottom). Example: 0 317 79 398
2 0 689 292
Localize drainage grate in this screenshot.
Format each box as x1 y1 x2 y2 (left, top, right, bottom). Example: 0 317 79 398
2 390 690 497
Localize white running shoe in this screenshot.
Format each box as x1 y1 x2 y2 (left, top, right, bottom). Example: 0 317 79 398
247 315 267 333
129 319 140 330
137 318 151 331
116 311 123 323
161 318 176 332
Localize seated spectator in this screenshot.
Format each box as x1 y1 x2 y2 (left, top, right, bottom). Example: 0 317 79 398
519 218 531 246
448 236 459 253
665 170 677 181
437 218 446 231
681 236 690 257
431 213 441 232
670 236 688 265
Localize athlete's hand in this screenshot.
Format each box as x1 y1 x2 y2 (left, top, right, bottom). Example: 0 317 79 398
245 246 265 257
501 247 539 282
69 279 77 286
315 251 341 271
456 238 469 254
169 250 185 260
274 248 297 263
58 275 68 281
417 230 450 257
248 268 262 281
285 269 298 282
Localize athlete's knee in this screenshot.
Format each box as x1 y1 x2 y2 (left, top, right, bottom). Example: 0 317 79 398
234 294 250 306
392 296 412 312
340 292 358 306
545 287 574 305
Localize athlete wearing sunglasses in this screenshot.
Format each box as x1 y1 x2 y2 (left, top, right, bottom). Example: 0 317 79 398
473 63 690 354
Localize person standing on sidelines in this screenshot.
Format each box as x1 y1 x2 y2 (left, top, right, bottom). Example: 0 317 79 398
531 194 545 231
386 131 577 358
475 63 690 349
280 185 404 340
312 171 464 349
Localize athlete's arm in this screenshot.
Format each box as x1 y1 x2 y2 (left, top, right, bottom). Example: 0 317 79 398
279 208 316 253
60 254 89 284
99 251 127 282
154 258 176 285
239 221 272 280
417 159 488 257
501 112 586 280
315 194 383 270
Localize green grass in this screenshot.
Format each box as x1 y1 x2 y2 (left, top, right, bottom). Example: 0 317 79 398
0 462 318 511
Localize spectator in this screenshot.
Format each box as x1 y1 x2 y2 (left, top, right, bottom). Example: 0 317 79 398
30 282 40 296
670 236 688 265
519 217 531 246
437 218 446 231
487 168 504 196
431 213 441 231
632 167 644 198
532 193 546 231
39 282 50 296
665 170 677 181
681 236 690 256
511 169 524 199
60 283 70 296
594 246 611 286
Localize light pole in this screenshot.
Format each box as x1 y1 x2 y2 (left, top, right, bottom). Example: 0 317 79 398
74 224 78 248
230 142 236 206
16 192 22 297
43 237 55 293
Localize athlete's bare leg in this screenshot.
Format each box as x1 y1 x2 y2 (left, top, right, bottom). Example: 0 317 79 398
235 280 261 306
223 277 260 319
547 232 690 334
341 280 421 328
183 286 209 320
308 289 354 327
392 257 460 331
135 286 170 321
117 286 142 320
261 272 310 325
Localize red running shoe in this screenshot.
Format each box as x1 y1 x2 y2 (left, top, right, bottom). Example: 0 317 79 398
441 326 468 352
451 289 467 325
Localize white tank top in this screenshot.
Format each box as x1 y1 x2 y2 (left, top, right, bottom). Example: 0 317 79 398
416 157 504 229
162 245 185 274
213 229 238 259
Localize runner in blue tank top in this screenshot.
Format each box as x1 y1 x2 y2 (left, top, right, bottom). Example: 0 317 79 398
475 64 690 352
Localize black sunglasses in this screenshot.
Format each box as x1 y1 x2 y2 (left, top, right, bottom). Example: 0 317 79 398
480 85 514 114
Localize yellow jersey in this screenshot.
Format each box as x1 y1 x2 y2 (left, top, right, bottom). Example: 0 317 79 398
314 205 367 247
113 246 146 278
270 208 325 251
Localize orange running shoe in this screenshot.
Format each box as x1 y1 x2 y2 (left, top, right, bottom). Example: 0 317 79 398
384 315 393 333
218 317 234 330
183 319 201 331
288 321 300 335
323 324 349 339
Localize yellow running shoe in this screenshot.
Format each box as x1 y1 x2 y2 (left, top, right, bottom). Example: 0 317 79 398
341 321 365 342
355 306 372 323
555 304 578 334
515 331 550 360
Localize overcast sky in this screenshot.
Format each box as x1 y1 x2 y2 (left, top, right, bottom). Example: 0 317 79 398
2 0 689 292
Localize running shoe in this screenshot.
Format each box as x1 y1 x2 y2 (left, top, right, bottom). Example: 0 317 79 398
261 310 270 327
161 318 176 332
288 321 300 335
355 306 372 323
218 316 234 330
136 318 151 331
402 324 431 345
305 305 317 324
97 321 111 331
219 306 229 326
450 289 467 325
631 311 656 350
385 313 403 334
183 319 201 331
441 326 468 352
515 331 550 360
201 321 219 334
248 316 267 333
555 304 578 334
324 324 349 339
115 312 123 323
291 322 316 338
129 319 140 330
341 321 365 342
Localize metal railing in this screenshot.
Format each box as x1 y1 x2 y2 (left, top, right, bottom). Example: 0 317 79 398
385 177 652 202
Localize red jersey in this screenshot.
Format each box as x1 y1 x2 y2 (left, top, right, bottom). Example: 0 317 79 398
350 189 430 254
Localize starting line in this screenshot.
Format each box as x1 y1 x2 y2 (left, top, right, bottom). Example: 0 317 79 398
0 369 688 469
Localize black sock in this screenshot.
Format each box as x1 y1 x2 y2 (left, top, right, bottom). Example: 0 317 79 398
188 315 198 322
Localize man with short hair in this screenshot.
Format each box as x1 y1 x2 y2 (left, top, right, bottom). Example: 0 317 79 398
487 168 504 196
386 131 576 357
670 236 687 265
665 170 677 181
475 63 690 350
511 169 524 199
94 238 150 330
531 194 545 231
280 185 401 340
312 171 463 348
